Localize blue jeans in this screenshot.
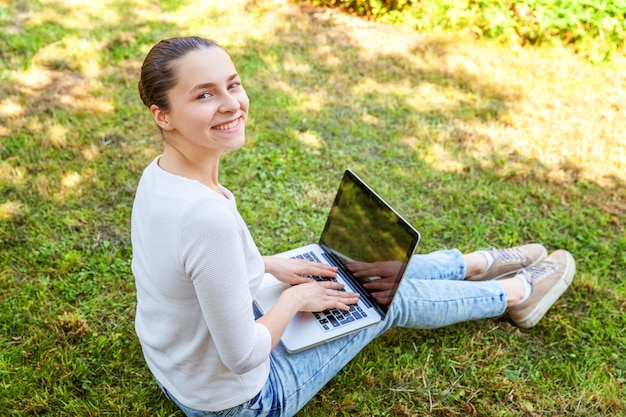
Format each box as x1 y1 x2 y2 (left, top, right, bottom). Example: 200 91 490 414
159 249 507 417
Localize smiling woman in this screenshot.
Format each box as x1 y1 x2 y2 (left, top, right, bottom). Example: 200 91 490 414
138 37 249 193
130 35 576 417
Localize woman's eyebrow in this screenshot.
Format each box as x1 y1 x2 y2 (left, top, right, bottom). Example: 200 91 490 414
188 73 239 94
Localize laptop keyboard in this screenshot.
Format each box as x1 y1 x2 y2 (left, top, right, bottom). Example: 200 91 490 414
292 251 368 331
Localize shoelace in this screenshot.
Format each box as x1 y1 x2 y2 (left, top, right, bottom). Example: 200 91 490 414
524 262 559 285
492 247 526 263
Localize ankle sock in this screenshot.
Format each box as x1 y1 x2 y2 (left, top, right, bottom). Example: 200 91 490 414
514 274 533 305
477 250 495 272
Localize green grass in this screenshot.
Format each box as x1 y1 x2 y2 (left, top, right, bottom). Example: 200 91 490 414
1 0 625 415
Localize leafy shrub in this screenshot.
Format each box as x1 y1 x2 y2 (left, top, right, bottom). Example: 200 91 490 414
308 0 626 62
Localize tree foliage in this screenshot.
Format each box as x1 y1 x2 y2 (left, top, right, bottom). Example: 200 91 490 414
308 0 626 62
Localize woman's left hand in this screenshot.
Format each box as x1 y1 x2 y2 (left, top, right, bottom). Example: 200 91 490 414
262 256 337 285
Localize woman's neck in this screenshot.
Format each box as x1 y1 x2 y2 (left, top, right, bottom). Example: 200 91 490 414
159 143 222 194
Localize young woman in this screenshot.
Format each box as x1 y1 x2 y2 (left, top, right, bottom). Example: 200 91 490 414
132 36 576 417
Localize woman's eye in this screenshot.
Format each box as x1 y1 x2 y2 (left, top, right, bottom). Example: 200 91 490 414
229 82 241 89
198 92 212 99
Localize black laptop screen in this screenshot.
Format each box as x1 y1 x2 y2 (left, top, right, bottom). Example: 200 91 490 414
319 170 420 312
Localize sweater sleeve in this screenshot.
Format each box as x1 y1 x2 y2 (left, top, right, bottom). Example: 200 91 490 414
178 198 271 374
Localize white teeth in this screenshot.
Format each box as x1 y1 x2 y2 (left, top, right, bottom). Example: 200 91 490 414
214 119 239 130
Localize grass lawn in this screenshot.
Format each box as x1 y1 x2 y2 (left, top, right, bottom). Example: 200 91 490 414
1 0 625 415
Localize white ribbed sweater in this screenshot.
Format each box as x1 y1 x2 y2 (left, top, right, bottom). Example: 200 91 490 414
131 157 271 411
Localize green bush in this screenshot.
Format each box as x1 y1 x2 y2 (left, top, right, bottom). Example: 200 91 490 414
308 0 626 62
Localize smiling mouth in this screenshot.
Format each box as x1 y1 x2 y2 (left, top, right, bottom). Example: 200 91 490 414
213 118 241 131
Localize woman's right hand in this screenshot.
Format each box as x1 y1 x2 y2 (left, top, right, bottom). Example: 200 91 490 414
258 280 360 350
286 281 359 313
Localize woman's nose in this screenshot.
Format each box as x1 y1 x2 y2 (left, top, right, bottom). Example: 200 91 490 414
218 92 240 112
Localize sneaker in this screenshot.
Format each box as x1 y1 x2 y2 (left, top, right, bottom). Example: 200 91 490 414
509 250 576 329
466 244 548 281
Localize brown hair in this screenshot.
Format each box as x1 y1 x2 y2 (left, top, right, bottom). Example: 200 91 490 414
138 36 224 112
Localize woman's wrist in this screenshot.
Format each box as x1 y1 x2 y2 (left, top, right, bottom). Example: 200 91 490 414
262 256 277 274
279 287 303 313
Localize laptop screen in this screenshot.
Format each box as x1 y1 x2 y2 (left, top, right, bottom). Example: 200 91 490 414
319 170 420 313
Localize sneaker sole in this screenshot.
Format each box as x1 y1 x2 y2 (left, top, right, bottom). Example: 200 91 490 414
490 245 548 281
514 251 576 329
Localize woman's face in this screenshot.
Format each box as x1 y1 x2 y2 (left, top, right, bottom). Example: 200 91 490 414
156 46 249 154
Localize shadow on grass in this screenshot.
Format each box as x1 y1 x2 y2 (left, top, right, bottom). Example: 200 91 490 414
228 5 625 274
0 0 624 415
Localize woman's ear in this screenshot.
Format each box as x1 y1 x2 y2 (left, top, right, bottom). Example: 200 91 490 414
151 104 174 131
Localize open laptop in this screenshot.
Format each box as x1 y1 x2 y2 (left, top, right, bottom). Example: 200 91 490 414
254 170 420 353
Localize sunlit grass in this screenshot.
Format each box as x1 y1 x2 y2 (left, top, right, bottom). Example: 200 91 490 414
1 0 625 416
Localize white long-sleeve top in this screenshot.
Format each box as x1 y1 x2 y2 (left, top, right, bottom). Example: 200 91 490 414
131 157 271 411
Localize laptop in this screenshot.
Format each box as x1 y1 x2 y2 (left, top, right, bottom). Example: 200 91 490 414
254 169 420 353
